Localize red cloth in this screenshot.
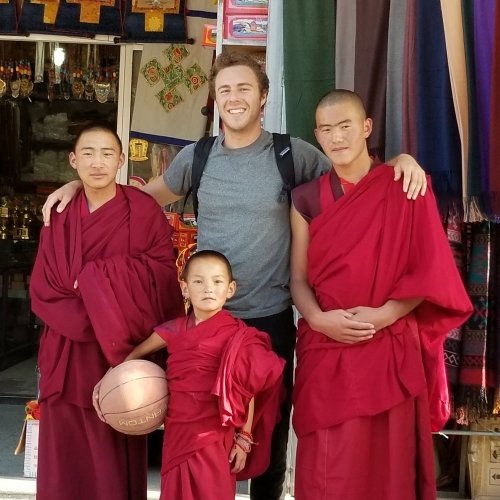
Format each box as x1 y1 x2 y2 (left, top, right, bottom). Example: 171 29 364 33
490 2 500 213
292 166 472 499
37 398 147 500
30 186 184 500
295 395 436 500
154 310 284 500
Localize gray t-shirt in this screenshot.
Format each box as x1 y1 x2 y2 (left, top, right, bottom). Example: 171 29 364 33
163 130 330 319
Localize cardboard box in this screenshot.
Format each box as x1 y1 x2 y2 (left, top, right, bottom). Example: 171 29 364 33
15 419 39 478
224 15 268 40
469 418 500 499
225 0 268 15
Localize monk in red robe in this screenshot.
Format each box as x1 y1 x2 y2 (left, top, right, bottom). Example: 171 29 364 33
112 250 284 500
30 123 184 500
290 90 473 500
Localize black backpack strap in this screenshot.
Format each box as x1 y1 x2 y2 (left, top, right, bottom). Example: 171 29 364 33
182 136 217 220
272 133 295 204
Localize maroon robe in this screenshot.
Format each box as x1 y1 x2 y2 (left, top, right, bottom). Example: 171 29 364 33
292 166 472 500
154 310 284 500
30 186 184 500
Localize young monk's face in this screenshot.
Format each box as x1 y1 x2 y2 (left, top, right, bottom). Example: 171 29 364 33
214 65 267 136
314 102 372 169
69 130 125 191
181 257 236 321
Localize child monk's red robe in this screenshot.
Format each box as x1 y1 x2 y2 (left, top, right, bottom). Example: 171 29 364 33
154 310 284 500
292 166 472 500
30 186 184 500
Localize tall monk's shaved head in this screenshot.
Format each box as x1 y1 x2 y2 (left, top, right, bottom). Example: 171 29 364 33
316 90 367 120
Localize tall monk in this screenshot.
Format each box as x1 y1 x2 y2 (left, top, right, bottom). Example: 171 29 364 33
290 90 473 500
30 123 184 500
103 250 284 500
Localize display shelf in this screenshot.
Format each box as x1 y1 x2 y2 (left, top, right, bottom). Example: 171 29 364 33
221 39 267 47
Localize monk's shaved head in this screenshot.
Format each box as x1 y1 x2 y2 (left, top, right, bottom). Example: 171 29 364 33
316 90 367 120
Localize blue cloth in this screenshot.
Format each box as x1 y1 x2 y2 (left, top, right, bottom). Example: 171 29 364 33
416 0 462 203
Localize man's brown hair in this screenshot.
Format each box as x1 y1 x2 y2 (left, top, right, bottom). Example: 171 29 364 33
208 52 269 99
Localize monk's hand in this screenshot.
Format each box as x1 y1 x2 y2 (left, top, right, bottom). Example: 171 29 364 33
42 180 82 227
391 153 427 199
229 444 247 474
311 309 376 344
346 306 392 332
92 377 106 423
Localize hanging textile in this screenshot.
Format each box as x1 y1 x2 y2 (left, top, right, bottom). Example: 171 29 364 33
489 3 500 217
283 0 336 147
353 0 390 160
416 0 462 206
401 0 418 158
461 0 485 220
122 0 186 43
385 0 407 161
0 0 17 34
335 0 355 92
130 5 215 146
18 0 61 33
474 0 495 215
443 210 466 399
455 222 491 424
54 0 122 35
440 1 469 206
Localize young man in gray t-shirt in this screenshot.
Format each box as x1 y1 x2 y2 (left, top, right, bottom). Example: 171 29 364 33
43 53 427 500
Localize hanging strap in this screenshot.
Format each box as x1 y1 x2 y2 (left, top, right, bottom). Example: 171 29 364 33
182 136 217 220
272 133 295 203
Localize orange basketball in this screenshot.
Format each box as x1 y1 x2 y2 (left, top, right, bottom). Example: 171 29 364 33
98 360 169 435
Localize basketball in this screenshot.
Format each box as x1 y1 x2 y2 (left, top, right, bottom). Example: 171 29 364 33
98 360 169 435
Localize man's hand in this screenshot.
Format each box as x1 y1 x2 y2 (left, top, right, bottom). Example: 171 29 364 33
42 180 83 226
346 306 393 332
310 309 376 344
229 445 247 474
391 153 427 199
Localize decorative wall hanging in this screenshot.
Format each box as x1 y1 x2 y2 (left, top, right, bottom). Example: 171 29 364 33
54 0 122 35
18 0 61 33
0 0 17 34
130 5 215 145
122 0 186 43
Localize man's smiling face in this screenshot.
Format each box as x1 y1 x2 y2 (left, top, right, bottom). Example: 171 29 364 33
214 65 267 136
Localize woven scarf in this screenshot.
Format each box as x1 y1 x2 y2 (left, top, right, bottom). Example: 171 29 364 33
401 0 418 158
461 0 485 220
385 0 406 161
440 1 469 204
455 222 491 424
416 0 462 206
283 1 336 147
474 0 495 215
489 4 500 216
443 209 465 399
335 0 356 91
354 0 390 160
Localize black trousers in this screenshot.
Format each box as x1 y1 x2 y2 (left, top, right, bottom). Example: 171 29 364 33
244 306 296 500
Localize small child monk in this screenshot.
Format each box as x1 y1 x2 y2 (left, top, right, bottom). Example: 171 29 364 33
95 250 284 500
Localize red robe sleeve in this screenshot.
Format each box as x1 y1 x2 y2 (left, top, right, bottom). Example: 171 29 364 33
76 190 184 366
212 320 285 480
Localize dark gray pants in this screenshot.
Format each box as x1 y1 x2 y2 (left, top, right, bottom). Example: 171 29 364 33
244 307 296 500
